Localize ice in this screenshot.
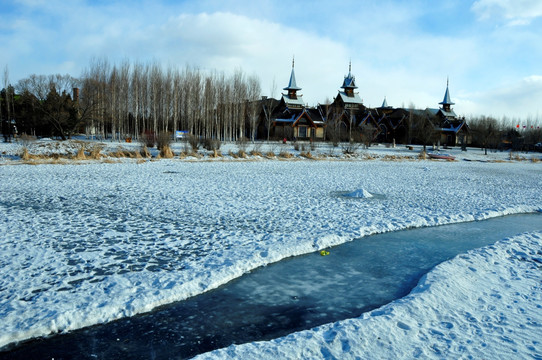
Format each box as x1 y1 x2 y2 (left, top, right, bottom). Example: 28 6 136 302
0 141 541 358
197 231 542 359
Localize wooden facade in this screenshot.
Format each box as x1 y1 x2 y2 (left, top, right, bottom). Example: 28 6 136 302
254 62 468 146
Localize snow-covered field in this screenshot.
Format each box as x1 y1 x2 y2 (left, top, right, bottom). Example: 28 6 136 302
1 139 541 358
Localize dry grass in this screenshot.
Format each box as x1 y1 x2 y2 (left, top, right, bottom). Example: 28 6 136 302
278 151 293 159
179 150 199 159
238 150 248 158
531 156 540 163
418 150 427 160
103 158 120 164
300 151 315 159
74 145 87 160
210 149 222 158
88 144 105 159
140 146 152 158
509 153 527 161
20 147 31 161
159 145 174 159
265 151 276 159
228 150 239 159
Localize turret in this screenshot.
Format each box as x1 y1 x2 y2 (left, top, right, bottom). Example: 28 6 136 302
439 78 455 112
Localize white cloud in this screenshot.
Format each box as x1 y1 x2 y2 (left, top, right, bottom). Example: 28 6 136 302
472 0 542 25
2 1 540 119
460 75 542 119
159 12 349 103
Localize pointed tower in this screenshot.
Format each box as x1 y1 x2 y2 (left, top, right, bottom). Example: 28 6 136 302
439 78 455 112
335 62 363 109
341 61 358 97
381 97 389 108
282 57 304 108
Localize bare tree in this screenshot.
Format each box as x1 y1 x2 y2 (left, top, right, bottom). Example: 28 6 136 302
246 74 261 142
470 116 500 155
264 79 278 141
2 66 15 141
359 123 377 148
410 109 439 151
13 58 263 142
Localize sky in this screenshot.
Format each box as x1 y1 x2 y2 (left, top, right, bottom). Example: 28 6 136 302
1 0 541 121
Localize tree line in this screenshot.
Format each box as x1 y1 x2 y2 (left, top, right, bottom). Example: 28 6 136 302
1 60 261 142
1 61 541 152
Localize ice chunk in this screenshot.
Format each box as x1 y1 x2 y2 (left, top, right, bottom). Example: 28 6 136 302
344 189 373 198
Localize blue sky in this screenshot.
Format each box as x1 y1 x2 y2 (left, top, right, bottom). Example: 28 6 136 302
1 0 542 121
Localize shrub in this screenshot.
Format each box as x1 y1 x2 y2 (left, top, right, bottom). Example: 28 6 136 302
21 147 31 161
140 145 151 158
202 138 221 152
279 151 293 158
156 132 174 158
250 142 263 157
141 132 156 148
156 132 172 150
342 141 360 155
19 133 37 147
186 135 199 152
88 144 104 159
75 144 87 160
300 151 314 159
237 136 249 153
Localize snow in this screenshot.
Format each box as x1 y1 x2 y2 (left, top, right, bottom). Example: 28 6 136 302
343 189 374 198
1 139 541 358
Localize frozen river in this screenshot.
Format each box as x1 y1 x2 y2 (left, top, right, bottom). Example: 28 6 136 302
3 213 541 359
1 159 541 358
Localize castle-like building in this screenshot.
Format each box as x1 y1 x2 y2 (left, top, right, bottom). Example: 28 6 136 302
258 60 468 147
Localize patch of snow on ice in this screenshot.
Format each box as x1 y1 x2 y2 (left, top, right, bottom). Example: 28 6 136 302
343 189 373 198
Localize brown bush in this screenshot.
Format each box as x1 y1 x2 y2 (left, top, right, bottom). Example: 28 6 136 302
140 145 151 158
418 150 427 160
159 145 174 159
278 151 293 158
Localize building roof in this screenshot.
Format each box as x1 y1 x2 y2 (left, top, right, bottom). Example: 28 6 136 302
274 114 296 123
439 79 455 106
283 59 302 91
380 97 390 108
338 91 363 105
275 108 325 127
341 62 358 90
438 109 457 118
282 93 305 107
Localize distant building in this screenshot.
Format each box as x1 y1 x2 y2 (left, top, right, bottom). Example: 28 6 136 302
323 63 381 142
431 79 469 146
261 59 325 140
255 60 469 146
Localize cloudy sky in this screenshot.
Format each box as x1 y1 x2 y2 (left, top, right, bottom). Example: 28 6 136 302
1 0 541 120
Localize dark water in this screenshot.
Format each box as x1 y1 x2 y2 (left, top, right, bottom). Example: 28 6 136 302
2 213 541 360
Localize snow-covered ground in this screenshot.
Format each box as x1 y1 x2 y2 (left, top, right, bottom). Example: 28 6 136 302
1 138 541 358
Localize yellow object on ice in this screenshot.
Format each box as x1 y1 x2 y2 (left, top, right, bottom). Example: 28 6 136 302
320 250 330 256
